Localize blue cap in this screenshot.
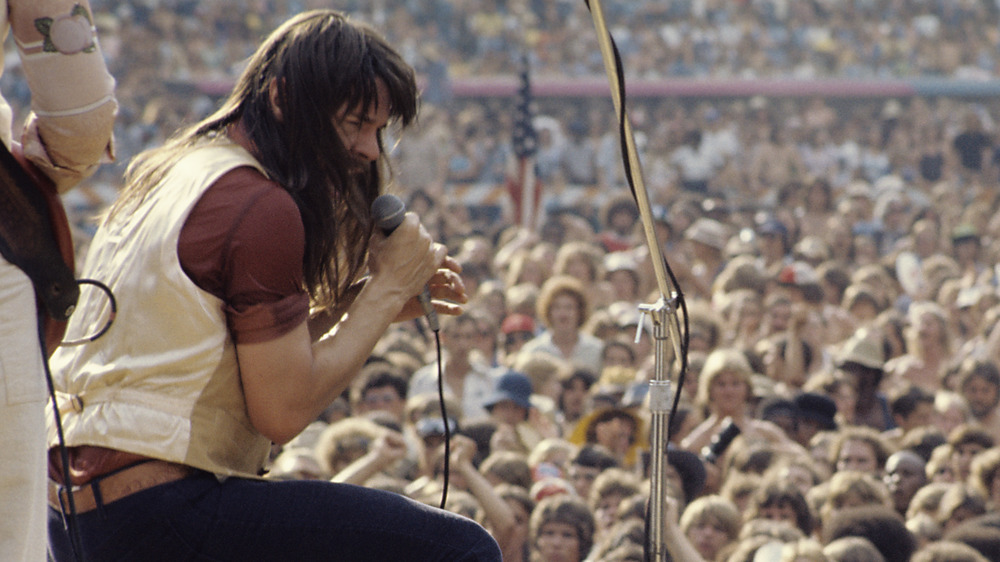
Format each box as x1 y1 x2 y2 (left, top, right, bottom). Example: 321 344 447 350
484 371 533 410
758 217 788 237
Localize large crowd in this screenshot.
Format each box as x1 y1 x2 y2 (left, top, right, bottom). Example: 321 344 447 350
14 1 1000 561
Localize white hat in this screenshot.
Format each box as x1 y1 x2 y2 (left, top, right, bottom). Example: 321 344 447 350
685 218 730 251
837 329 885 370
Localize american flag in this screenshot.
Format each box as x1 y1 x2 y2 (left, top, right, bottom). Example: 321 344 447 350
506 54 540 228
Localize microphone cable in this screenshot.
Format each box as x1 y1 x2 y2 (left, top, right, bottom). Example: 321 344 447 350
579 0 690 439
431 327 450 510
408 287 449 510
371 193 452 510
408 308 449 510
44 278 117 562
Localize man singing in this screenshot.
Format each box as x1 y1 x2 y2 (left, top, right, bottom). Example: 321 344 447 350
47 10 499 561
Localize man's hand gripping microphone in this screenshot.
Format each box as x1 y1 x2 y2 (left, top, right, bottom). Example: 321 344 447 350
371 194 440 332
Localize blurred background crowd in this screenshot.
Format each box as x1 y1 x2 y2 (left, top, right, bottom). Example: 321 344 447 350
11 1 1000 561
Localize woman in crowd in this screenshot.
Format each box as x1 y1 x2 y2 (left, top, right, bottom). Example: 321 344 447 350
680 348 790 458
744 478 815 538
520 275 604 371
885 301 954 393
529 495 595 562
679 494 742 561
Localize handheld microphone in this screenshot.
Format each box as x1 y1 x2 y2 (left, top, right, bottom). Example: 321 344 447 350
371 194 440 332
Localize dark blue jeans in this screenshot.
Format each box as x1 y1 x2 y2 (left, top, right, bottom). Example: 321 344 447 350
49 471 501 561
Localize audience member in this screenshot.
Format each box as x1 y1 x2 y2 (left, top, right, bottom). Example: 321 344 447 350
408 314 497 421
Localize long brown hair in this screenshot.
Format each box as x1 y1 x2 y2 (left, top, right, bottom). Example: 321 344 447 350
112 11 418 306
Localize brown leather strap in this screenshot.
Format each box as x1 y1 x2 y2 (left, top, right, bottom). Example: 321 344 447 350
0 141 77 355
49 460 196 514
11 143 75 356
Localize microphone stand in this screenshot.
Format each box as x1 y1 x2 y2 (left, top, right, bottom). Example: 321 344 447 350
583 0 688 559
641 296 683 562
